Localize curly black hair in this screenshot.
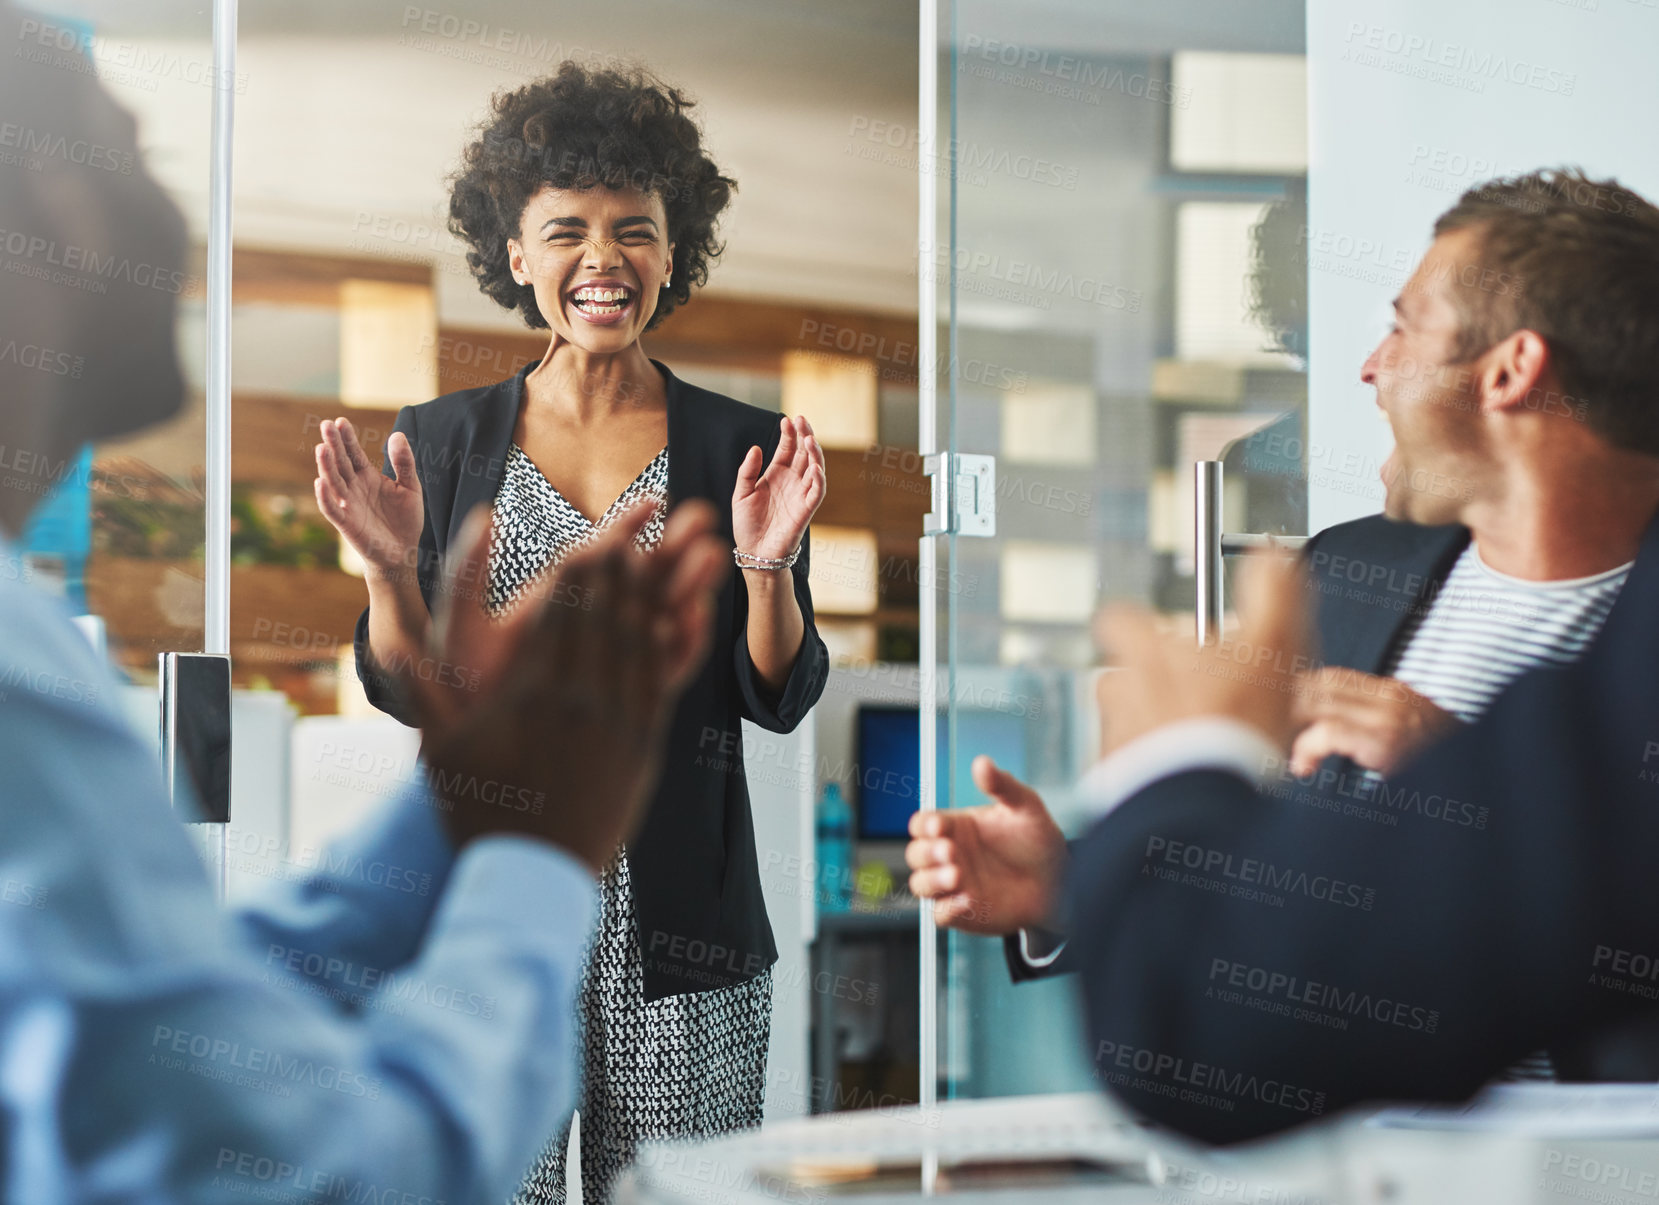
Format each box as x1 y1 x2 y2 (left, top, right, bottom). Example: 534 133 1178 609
447 62 735 331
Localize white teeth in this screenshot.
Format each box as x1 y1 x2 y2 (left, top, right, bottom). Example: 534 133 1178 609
572 287 630 304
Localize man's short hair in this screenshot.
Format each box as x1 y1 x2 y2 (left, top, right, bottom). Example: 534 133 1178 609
1433 168 1659 457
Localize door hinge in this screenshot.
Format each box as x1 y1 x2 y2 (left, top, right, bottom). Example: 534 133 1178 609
923 452 996 537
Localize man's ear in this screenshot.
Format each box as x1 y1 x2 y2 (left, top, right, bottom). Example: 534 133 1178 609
1479 329 1551 415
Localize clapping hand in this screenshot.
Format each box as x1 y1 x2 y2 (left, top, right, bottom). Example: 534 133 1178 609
1289 668 1460 776
731 415 826 561
1094 554 1313 759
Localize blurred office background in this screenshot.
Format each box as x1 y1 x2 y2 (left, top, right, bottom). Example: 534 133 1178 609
11 0 1311 1126
20 0 1652 1146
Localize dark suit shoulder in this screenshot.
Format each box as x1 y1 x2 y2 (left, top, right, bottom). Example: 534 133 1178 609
1305 514 1467 564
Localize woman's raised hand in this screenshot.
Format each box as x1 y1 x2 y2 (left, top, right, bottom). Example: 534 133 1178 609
731 414 827 561
313 417 425 575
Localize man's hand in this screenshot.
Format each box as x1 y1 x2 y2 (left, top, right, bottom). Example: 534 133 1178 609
905 756 1068 934
1095 554 1313 758
1289 667 1461 776
410 499 726 873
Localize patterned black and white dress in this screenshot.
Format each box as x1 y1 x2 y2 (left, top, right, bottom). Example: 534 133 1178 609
488 442 773 1205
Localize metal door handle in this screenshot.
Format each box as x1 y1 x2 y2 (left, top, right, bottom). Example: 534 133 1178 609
1193 460 1310 645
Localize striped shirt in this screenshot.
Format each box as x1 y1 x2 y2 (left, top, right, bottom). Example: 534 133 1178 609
1387 544 1630 721
1384 542 1632 1079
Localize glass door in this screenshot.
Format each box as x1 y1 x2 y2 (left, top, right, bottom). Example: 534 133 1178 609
17 0 234 875
921 0 1311 1104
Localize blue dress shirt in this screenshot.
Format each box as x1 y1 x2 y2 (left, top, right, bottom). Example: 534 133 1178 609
0 535 596 1203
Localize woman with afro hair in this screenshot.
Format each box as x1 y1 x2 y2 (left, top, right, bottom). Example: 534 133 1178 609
312 63 829 1205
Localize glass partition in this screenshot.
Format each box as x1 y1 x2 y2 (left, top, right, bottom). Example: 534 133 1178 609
226 0 924 1128
17 0 218 683
926 0 1310 1102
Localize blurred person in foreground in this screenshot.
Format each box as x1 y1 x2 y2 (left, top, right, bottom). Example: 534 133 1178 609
909 169 1659 1141
312 63 828 1205
0 5 727 1198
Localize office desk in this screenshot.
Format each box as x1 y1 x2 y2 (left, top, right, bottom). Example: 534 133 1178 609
620 1088 1659 1205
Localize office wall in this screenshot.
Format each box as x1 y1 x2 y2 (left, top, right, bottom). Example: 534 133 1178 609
1306 0 1659 531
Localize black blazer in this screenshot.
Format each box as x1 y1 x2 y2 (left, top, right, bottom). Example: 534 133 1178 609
1064 509 1659 1143
352 359 829 1002
1300 513 1470 679
1002 514 1471 984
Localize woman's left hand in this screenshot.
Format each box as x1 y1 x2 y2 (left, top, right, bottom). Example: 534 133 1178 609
732 415 827 561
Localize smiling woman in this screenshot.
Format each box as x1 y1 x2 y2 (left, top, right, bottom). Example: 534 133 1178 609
308 62 830 1205
448 64 732 335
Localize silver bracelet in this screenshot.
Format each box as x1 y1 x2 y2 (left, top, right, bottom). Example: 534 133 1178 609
733 543 802 571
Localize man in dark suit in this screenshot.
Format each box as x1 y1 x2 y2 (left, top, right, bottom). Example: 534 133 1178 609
908 168 1659 1141
970 512 1477 988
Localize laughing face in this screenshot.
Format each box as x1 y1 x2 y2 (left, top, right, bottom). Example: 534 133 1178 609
1359 227 1494 525
507 185 675 353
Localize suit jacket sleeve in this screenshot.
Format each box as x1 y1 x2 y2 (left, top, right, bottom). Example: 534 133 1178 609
730 422 829 735
1002 927 1077 983
353 404 434 727
1002 838 1082 983
1064 642 1659 1145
